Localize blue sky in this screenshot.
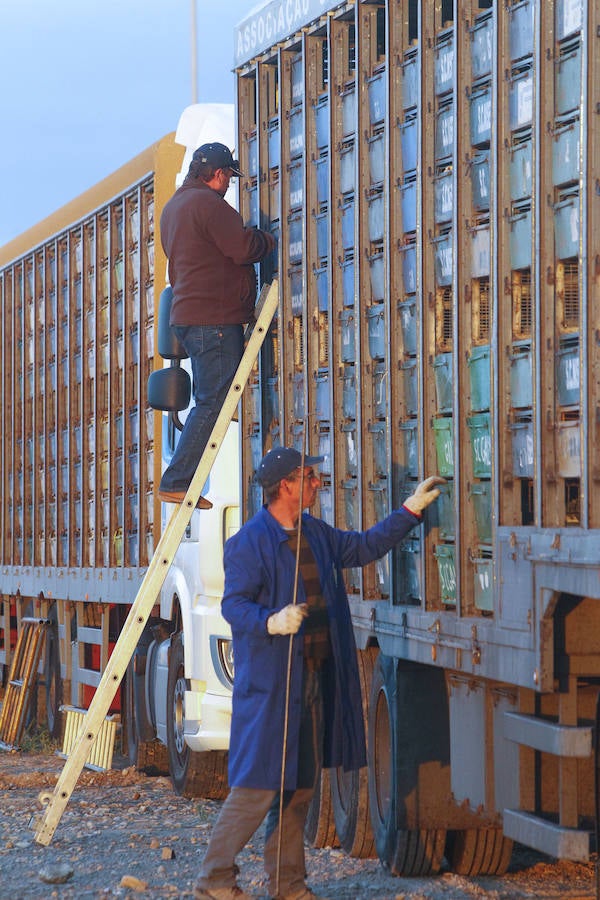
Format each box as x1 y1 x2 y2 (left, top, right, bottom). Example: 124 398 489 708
0 0 254 247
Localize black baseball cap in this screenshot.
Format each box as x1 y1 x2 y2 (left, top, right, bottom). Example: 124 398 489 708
256 447 324 488
192 142 244 177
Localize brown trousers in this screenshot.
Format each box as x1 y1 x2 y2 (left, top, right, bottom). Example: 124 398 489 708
196 668 324 897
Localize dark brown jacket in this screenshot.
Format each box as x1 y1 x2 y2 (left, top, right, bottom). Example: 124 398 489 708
160 179 275 325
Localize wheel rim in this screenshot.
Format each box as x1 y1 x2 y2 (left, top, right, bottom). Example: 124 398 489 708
374 687 392 823
173 671 187 757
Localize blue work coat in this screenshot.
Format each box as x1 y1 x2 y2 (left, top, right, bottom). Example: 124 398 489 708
221 503 420 790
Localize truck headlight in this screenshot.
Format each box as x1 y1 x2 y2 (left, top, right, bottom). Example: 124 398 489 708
217 638 235 685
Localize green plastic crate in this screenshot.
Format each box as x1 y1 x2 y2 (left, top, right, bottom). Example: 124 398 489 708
470 480 492 544
467 412 492 478
434 543 457 605
433 416 454 478
468 344 490 412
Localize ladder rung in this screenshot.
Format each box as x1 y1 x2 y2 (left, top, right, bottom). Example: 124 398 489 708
9 680 24 689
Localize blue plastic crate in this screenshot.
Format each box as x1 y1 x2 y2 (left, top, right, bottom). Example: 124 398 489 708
342 88 356 138
368 253 385 302
509 207 532 269
399 117 418 173
553 120 580 187
398 298 417 355
433 233 453 286
342 364 356 418
471 10 493 79
470 86 492 147
434 352 453 413
509 341 533 409
556 42 582 117
373 361 387 418
554 193 580 259
400 420 419 478
315 210 329 260
402 48 419 109
434 32 454 96
369 421 387 477
400 243 417 294
400 179 417 233
342 199 355 251
471 153 490 210
314 155 329 205
341 257 355 306
289 107 304 157
368 71 386 124
314 97 329 149
510 416 534 477
340 144 356 195
434 171 453 225
509 0 534 62
268 120 280 169
289 160 304 209
368 133 385 185
435 103 454 161
367 303 386 360
510 137 533 201
368 192 384 243
341 308 356 363
556 337 580 406
556 0 583 41
509 68 533 132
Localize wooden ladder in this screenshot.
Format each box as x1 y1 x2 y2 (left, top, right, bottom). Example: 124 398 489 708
31 278 279 845
0 617 49 750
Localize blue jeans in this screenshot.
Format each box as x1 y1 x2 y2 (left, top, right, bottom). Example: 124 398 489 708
159 323 244 493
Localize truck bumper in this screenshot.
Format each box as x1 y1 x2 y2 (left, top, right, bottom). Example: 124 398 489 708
183 688 231 752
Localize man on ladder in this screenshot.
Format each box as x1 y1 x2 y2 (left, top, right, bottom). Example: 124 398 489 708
157 141 276 509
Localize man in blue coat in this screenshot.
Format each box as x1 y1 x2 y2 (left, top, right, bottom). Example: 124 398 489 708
195 447 443 900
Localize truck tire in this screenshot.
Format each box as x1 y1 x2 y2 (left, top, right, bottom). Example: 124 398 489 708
447 828 513 876
44 611 63 740
331 646 377 857
305 767 338 849
368 654 446 875
122 660 169 775
368 652 398 867
166 633 229 799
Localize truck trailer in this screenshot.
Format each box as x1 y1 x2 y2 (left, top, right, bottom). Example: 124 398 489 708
2 0 600 878
231 0 600 875
0 122 238 797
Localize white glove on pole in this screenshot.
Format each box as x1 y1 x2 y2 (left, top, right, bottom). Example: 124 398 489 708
267 603 308 635
403 475 446 515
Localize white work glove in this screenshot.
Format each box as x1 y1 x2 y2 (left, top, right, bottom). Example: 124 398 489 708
403 476 446 516
267 603 308 635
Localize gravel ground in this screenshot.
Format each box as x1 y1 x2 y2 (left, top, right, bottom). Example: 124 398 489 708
0 747 596 900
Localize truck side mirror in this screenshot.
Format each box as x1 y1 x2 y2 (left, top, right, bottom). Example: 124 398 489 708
157 286 188 360
147 365 191 413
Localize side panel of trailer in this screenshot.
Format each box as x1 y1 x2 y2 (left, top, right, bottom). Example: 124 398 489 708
235 0 600 866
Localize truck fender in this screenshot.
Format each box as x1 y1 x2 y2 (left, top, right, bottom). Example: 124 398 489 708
160 564 194 671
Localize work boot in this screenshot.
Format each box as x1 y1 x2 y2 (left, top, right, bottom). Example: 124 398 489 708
194 884 252 900
158 489 213 510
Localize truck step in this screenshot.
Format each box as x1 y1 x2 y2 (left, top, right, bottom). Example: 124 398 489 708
503 711 592 758
503 809 589 862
